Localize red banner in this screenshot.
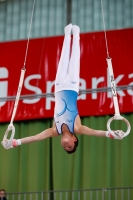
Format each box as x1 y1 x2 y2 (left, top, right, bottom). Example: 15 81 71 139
0 28 133 122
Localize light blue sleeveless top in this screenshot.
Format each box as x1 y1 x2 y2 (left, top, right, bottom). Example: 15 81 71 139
54 90 78 134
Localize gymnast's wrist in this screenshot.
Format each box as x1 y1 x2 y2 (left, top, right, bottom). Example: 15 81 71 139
106 131 110 137
17 139 21 145
106 131 114 139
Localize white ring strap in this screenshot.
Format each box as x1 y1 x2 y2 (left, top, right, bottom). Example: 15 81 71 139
3 69 25 144
10 69 26 124
106 58 120 116
106 58 131 137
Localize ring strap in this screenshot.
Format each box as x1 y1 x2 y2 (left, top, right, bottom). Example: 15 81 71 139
106 57 120 116
10 69 26 124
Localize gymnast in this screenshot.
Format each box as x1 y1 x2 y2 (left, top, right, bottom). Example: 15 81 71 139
2 24 124 154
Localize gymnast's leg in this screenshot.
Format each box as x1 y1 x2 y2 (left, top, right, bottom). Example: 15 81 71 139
55 23 72 93
66 25 80 93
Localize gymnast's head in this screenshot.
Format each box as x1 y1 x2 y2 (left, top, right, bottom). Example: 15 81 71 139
61 124 78 154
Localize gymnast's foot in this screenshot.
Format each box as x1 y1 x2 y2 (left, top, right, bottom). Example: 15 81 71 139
72 25 80 35
64 23 72 35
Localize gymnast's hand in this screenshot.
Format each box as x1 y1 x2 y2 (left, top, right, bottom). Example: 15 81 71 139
106 130 125 140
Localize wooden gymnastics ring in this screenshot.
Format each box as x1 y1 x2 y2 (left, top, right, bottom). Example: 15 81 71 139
107 115 131 137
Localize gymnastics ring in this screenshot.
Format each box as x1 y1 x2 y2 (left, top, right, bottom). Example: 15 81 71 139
2 124 15 149
107 115 131 138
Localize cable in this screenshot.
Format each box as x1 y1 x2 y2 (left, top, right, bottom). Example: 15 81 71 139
23 0 36 69
100 0 109 57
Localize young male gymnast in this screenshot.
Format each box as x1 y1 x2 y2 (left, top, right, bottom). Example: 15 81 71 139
2 24 124 154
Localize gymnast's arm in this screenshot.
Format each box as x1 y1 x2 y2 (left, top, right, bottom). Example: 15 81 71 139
74 115 124 139
20 124 58 145
74 115 106 137
2 123 58 149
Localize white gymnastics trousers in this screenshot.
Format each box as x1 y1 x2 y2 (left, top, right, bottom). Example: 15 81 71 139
55 33 80 94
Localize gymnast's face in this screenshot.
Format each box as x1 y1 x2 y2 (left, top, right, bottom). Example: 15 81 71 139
61 124 77 152
61 135 77 151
